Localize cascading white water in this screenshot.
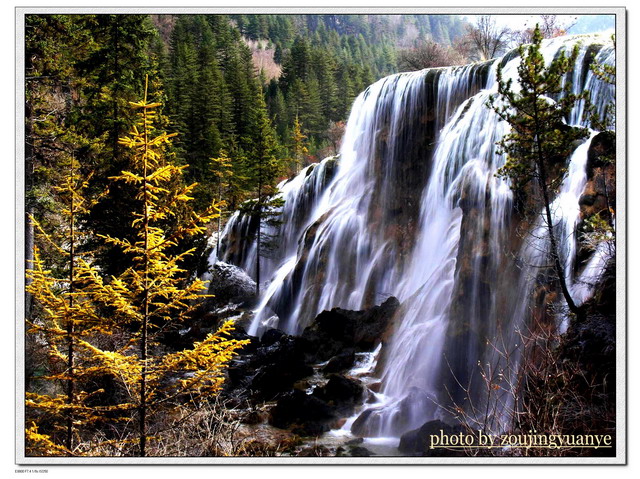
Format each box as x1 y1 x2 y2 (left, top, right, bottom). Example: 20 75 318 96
215 34 615 438
214 156 337 283
360 37 615 437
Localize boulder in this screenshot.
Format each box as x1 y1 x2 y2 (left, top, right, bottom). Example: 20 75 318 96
207 262 256 306
223 332 313 402
228 325 259 355
322 349 356 373
313 374 364 415
260 328 287 347
269 389 336 436
267 375 366 436
350 408 375 437
302 296 399 362
348 445 375 457
250 335 314 400
336 444 376 457
398 419 466 456
354 296 400 349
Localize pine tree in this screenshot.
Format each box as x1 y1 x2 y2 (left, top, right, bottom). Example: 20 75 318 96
94 77 248 456
300 73 326 137
290 114 309 174
314 50 339 122
77 14 157 277
336 62 357 119
243 95 285 295
489 25 589 316
76 15 155 170
210 150 234 255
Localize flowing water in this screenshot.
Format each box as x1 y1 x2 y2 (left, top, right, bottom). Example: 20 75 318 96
215 34 615 438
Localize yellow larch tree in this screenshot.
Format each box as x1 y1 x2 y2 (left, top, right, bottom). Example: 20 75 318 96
26 157 131 456
88 76 248 456
291 113 308 175
26 77 247 457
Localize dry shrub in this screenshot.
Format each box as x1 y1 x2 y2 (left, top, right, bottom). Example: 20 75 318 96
442 314 615 457
397 41 466 71
149 397 246 456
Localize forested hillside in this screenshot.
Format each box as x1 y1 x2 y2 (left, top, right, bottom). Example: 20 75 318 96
26 13 470 271
162 14 469 167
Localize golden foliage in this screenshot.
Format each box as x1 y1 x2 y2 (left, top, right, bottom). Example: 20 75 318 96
25 76 247 457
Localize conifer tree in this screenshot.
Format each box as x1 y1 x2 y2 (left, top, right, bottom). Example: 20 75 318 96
93 77 248 456
77 15 157 278
210 150 234 255
489 25 589 315
26 79 249 457
300 74 326 136
25 158 128 456
243 95 285 295
290 114 309 174
24 15 98 317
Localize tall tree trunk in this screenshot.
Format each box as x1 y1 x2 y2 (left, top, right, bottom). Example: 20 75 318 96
255 181 262 297
65 164 76 454
25 100 34 319
139 79 150 458
533 111 580 316
217 181 222 257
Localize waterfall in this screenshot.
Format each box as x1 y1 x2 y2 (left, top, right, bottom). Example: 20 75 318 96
215 34 615 437
214 156 338 281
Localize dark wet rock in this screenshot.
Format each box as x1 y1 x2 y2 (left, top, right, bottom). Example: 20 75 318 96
269 390 335 436
561 259 616 402
162 311 259 352
206 261 256 306
313 374 364 415
354 296 400 349
335 442 376 457
368 382 383 393
260 328 286 347
301 296 400 362
225 300 396 411
348 446 375 457
350 408 375 437
345 437 364 446
398 419 467 457
267 376 366 437
228 325 260 355
224 333 313 402
225 357 253 393
322 349 356 373
250 335 314 400
587 131 615 174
